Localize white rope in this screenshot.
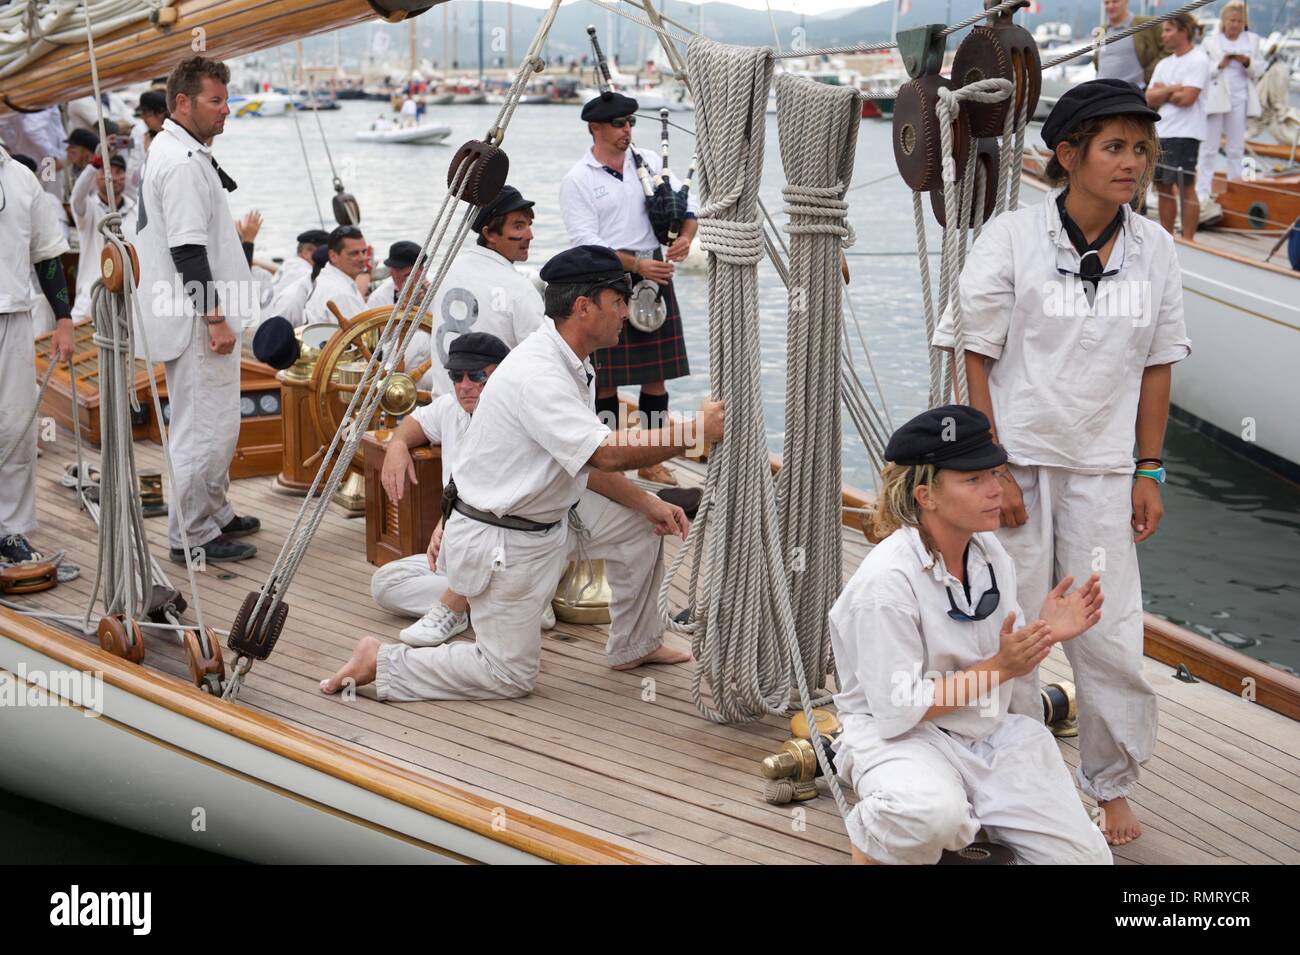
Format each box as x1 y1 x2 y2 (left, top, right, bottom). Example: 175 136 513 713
773 72 858 709
0 0 172 81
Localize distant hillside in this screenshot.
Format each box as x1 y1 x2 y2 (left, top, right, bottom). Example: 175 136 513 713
283 0 1293 72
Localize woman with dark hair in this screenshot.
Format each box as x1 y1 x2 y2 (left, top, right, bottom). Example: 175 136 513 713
933 79 1192 846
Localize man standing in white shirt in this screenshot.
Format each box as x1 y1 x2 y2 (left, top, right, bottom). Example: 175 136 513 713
1146 14 1210 239
321 246 724 702
403 185 545 395
559 91 699 486
70 154 134 322
133 56 261 564
366 240 425 309
400 95 419 128
304 224 370 325
0 146 75 566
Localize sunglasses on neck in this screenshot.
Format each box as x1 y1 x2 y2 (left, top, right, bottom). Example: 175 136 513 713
448 369 488 385
608 116 637 129
946 564 1001 622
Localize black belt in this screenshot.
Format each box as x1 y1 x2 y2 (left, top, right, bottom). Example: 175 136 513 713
451 498 559 533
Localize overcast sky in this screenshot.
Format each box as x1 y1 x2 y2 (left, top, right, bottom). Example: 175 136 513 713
501 0 886 15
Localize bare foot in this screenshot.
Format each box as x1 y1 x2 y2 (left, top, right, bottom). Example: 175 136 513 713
320 636 381 694
611 643 692 670
1097 796 1142 845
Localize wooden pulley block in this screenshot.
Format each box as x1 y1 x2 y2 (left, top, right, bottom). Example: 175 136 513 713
447 140 510 207
950 23 1042 138
892 74 971 194
0 559 59 595
98 241 140 294
930 137 1000 229
226 589 289 661
97 613 145 663
332 183 361 227
183 627 226 691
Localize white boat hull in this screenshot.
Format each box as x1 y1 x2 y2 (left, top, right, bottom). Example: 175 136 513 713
228 93 293 117
354 123 452 145
0 628 545 864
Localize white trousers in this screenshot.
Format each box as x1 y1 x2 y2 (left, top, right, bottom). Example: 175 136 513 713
0 312 39 537
162 327 241 549
375 488 664 701
1197 100 1248 202
997 464 1155 803
837 715 1112 865
370 553 451 618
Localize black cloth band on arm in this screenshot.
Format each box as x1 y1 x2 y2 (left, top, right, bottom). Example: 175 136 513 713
242 241 254 266
34 257 73 320
170 243 217 315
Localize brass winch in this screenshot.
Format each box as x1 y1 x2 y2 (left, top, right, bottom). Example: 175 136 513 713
759 708 843 804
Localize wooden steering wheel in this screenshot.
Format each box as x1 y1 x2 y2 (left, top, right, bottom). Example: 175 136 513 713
306 305 435 469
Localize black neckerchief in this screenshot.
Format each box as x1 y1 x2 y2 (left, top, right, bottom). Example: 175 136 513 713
1056 190 1123 305
601 165 623 181
210 156 237 192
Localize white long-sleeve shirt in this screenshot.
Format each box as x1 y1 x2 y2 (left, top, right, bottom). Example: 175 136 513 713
0 147 70 312
559 144 698 252
304 262 367 326
933 187 1191 473
69 165 135 321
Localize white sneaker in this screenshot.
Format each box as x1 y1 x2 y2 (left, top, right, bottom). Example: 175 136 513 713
400 604 468 648
541 603 556 631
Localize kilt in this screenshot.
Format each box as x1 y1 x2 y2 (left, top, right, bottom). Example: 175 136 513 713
594 275 690 390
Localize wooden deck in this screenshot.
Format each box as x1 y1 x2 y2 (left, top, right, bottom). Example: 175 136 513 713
13 434 1300 864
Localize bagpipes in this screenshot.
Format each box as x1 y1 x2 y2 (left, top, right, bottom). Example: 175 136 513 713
587 26 695 332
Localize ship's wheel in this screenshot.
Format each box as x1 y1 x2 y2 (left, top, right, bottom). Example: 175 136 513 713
306 306 436 468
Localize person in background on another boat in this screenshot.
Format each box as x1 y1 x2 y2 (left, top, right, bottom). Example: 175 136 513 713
133 55 262 565
370 113 396 133
369 333 560 641
126 90 169 200
399 94 419 128
403 185 545 395
366 240 427 309
559 91 698 487
831 407 1111 865
1093 0 1168 89
69 152 135 322
0 145 75 567
1146 13 1210 240
304 224 370 325
321 246 722 701
1195 0 1265 207
935 79 1191 846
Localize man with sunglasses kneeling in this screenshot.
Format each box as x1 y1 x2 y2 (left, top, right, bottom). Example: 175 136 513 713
368 332 559 641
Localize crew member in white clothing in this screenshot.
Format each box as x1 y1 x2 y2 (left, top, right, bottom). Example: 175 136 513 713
402 185 544 394
934 80 1191 845
8 153 70 336
133 56 262 564
321 245 725 701
366 240 425 309
831 406 1111 866
303 224 370 325
0 146 75 566
559 90 699 486
1196 1 1266 203
126 90 169 200
269 228 328 299
370 333 559 640
63 128 100 187
69 154 134 321
270 242 327 328
1146 13 1211 239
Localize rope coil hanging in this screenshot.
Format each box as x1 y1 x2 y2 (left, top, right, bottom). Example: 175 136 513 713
773 70 860 696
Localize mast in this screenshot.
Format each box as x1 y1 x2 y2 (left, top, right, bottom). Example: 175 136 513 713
410 17 418 81
507 1 514 71
443 4 450 78
478 0 485 88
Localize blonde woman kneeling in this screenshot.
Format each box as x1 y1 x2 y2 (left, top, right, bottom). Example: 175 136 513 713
829 406 1112 866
